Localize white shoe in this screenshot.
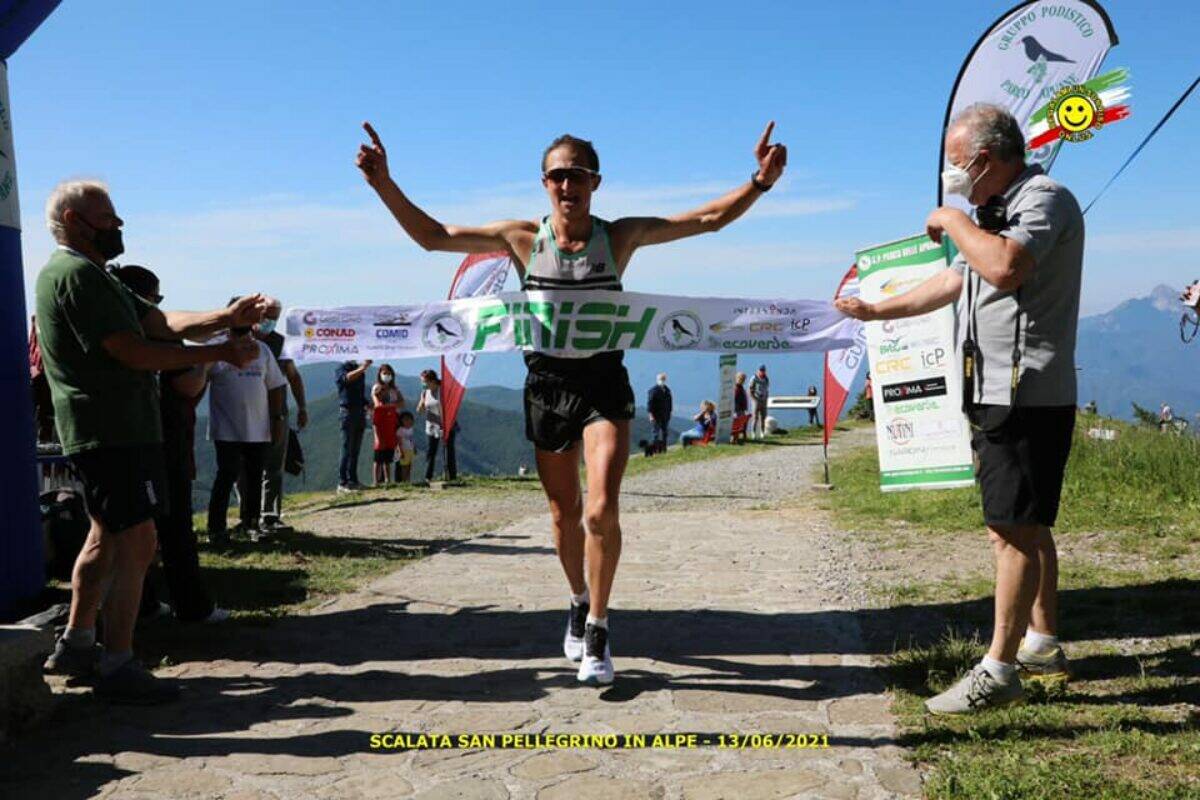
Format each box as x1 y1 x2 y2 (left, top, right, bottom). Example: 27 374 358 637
577 623 614 685
203 607 231 624
563 601 588 663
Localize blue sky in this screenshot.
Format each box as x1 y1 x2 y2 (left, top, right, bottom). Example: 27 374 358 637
11 0 1199 326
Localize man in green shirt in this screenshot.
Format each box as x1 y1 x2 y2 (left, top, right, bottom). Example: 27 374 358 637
36 180 265 704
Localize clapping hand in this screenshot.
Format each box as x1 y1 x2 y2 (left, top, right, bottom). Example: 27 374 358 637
835 296 878 321
226 293 269 328
754 122 787 187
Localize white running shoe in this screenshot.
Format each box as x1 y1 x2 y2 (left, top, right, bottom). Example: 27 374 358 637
563 601 588 662
577 622 614 686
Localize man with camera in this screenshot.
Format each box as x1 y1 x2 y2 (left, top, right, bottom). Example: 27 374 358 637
838 103 1084 714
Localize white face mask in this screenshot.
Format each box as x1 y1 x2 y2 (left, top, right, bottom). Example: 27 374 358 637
381 374 393 384
941 152 985 199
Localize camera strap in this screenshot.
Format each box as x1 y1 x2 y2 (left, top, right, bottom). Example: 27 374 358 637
963 268 1023 411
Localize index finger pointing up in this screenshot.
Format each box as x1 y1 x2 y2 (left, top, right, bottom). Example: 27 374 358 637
363 121 383 149
757 121 776 150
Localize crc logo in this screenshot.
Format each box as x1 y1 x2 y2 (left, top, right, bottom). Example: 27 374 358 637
657 311 703 350
885 417 914 446
376 328 410 339
875 356 912 375
920 347 948 369
422 312 466 351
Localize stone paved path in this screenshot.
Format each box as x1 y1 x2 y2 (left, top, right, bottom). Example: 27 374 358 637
2 435 922 799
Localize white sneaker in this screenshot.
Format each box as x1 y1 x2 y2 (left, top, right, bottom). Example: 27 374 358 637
563 601 588 663
203 607 231 624
577 623 614 686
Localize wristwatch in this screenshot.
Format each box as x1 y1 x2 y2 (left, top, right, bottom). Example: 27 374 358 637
751 171 773 192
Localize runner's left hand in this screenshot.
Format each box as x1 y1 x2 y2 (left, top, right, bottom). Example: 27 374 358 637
754 122 787 186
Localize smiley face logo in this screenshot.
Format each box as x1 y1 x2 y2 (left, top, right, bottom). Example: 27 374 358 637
1049 85 1104 143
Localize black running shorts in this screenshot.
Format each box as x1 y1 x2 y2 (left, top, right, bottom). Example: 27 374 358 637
524 357 635 453
69 444 167 533
971 405 1075 528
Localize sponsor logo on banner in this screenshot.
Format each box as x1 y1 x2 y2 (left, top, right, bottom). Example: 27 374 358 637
886 417 914 446
732 303 799 316
881 376 948 403
658 311 703 350
373 312 415 327
919 347 949 369
875 356 914 375
880 276 924 297
302 311 360 325
423 312 467 351
882 318 922 334
310 327 356 339
301 342 359 356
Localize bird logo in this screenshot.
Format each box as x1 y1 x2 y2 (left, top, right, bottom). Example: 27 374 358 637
657 311 703 350
1019 36 1074 64
422 312 466 351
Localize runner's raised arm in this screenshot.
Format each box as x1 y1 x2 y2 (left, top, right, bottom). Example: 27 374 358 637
608 122 787 270
356 122 535 260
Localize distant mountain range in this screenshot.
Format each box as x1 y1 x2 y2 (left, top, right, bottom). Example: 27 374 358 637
1075 284 1199 420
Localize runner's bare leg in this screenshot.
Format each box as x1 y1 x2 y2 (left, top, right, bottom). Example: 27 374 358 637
581 419 629 618
535 446 586 596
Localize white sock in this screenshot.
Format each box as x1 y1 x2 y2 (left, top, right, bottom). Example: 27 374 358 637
981 656 1016 682
586 615 607 630
571 588 589 606
98 650 133 677
1024 629 1059 652
62 626 95 648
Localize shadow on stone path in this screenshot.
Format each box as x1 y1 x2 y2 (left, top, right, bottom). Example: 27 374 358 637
2 432 927 799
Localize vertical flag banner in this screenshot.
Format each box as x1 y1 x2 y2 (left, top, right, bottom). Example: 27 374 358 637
716 354 738 442
440 252 512 435
939 0 1118 207
823 265 866 448
857 235 974 492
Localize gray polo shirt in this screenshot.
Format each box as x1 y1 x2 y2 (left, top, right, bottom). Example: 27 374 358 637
952 164 1084 406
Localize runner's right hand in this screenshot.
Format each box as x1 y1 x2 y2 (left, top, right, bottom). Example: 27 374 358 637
357 122 390 187
220 337 260 368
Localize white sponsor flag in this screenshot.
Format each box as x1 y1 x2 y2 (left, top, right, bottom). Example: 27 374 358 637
940 0 1118 208
283 290 860 364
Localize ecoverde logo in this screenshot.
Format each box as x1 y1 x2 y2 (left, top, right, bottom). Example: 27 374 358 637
472 300 656 352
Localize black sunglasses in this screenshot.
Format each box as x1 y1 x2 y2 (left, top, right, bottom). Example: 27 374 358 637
543 166 598 184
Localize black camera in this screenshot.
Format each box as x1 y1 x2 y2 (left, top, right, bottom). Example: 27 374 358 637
977 195 1007 232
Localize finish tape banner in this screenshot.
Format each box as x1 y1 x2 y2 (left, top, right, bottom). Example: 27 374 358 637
282 290 861 363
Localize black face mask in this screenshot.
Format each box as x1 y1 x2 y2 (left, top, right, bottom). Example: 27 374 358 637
81 218 125 261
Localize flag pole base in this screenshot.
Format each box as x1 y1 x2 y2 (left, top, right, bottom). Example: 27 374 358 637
811 483 835 491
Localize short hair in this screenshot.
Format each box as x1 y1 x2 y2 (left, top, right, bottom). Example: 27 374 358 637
949 103 1026 163
112 265 159 299
541 134 600 173
45 179 108 244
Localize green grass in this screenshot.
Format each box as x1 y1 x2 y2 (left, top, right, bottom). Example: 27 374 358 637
889 633 1200 800
825 416 1200 538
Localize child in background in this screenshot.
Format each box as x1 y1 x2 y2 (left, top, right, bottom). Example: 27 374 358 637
371 364 403 485
395 411 416 484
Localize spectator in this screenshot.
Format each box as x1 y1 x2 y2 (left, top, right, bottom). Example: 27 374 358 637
748 364 770 439
335 359 372 491
1159 402 1174 432
36 179 261 703
113 265 228 624
371 363 403 485
417 369 457 483
206 322 288 544
734 371 749 417
680 400 716 447
396 410 416 484
247 298 308 533
646 372 673 454
1082 400 1098 415
837 103 1085 713
807 384 820 426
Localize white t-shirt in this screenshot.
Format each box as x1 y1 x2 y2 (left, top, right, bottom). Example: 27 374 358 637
207 340 287 442
421 387 443 438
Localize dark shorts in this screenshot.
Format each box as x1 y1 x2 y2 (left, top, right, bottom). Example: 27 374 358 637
524 362 636 453
69 444 167 533
971 405 1075 528
373 449 394 464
